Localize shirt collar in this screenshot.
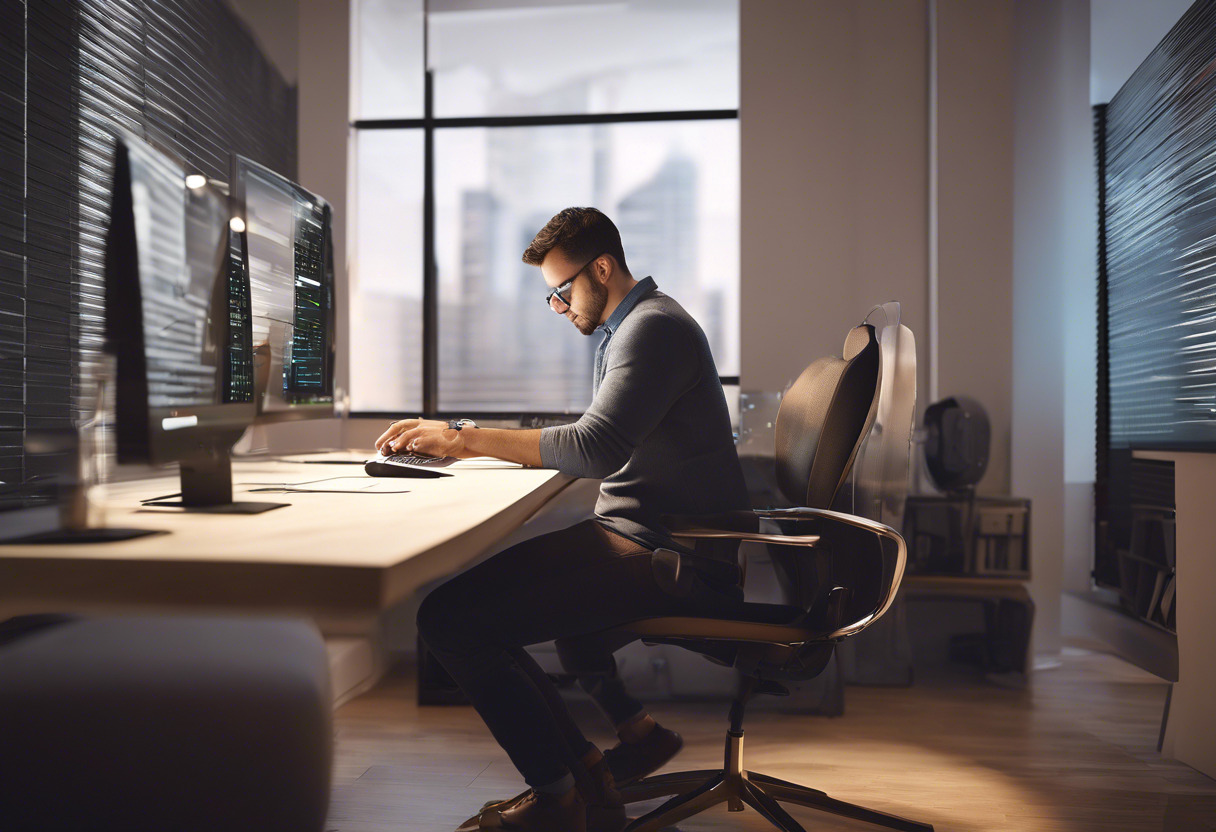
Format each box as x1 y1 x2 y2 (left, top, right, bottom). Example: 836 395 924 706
600 276 656 335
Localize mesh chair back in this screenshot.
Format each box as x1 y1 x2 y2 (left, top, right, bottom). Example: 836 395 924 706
774 325 881 509
821 304 917 634
766 308 916 636
765 324 879 621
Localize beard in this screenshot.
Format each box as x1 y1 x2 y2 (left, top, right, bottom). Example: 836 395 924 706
571 276 608 336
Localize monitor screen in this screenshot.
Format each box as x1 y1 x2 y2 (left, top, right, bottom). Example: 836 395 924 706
105 133 254 466
130 143 226 410
225 221 255 404
235 158 335 422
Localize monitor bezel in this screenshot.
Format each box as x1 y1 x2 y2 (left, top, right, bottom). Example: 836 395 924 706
231 154 337 425
105 133 256 468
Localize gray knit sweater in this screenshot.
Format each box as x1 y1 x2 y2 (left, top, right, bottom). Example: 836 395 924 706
539 282 749 551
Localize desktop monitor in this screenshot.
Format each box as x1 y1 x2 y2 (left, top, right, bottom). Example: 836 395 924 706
231 157 336 423
103 133 274 511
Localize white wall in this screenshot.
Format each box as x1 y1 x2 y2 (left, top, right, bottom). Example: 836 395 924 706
739 0 929 401
1010 0 1094 657
225 0 299 86
1090 0 1195 104
936 0 1014 496
739 0 1018 495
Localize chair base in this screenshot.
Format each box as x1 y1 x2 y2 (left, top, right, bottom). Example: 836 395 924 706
619 731 933 832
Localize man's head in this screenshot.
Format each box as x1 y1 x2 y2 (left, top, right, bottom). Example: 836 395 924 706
523 207 632 336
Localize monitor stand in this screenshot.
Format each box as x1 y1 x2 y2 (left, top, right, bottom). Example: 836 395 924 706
15 527 166 543
141 453 287 514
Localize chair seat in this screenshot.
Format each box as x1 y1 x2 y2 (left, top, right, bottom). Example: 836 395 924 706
614 600 820 647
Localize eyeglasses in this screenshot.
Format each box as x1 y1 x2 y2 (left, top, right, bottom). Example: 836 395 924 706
544 253 601 313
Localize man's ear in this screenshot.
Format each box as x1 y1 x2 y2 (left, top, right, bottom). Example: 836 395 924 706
595 254 613 284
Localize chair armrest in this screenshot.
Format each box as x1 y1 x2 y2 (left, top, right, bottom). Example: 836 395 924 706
756 506 902 541
756 507 908 637
661 511 821 548
663 507 909 640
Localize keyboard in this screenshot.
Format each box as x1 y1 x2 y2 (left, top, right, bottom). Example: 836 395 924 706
364 452 457 479
376 452 456 468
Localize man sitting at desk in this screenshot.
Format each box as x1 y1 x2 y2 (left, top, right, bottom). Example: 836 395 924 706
378 207 749 832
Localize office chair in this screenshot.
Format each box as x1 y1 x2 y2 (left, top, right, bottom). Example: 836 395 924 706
607 304 931 832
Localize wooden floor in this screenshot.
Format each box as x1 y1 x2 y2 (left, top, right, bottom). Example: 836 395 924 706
326 649 1216 832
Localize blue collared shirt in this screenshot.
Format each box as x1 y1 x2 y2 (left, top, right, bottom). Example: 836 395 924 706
594 276 656 395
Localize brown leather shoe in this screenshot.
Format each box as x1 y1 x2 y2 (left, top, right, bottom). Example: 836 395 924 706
462 760 625 832
603 723 683 786
578 758 627 832
458 790 587 831
458 789 531 830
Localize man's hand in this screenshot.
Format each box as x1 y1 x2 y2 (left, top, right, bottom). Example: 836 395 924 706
376 419 545 467
375 419 473 459
377 419 442 453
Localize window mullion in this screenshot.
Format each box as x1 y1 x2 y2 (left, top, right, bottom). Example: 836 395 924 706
422 69 437 416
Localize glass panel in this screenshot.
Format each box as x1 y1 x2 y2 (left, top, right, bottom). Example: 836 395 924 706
435 119 739 412
430 0 738 118
350 129 425 412
353 0 425 120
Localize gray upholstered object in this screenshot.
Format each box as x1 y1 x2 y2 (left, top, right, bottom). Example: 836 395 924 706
0 616 332 832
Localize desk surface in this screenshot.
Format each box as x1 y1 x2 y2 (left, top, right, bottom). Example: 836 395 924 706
0 455 575 617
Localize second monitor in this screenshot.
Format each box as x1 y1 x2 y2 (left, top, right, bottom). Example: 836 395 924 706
233 157 336 423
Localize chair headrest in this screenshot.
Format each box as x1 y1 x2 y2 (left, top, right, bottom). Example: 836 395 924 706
774 324 881 508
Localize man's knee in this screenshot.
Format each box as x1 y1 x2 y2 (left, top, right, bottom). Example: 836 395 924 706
555 634 616 680
417 585 472 656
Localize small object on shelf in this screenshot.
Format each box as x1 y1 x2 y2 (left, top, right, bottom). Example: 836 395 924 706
903 494 1031 579
923 396 990 492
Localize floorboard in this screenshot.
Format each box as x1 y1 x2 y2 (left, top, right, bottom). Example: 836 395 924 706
326 648 1216 831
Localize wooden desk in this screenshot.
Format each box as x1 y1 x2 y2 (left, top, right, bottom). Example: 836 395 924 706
0 455 576 624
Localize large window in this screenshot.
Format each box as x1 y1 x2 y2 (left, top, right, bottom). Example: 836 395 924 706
350 0 739 416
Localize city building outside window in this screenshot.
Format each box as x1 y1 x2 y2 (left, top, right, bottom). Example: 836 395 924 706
350 0 739 416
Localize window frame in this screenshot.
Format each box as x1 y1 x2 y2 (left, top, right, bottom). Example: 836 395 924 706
350 24 739 420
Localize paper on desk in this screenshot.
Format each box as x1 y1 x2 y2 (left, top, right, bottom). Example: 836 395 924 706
237 476 411 494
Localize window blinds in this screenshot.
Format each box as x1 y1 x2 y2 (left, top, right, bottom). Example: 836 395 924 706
1104 0 1216 450
0 0 295 485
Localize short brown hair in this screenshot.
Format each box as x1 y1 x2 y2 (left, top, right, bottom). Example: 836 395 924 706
522 207 629 273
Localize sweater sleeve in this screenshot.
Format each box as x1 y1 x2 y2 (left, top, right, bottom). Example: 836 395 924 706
540 313 700 478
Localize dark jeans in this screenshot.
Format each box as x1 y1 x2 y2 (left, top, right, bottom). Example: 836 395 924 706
555 628 645 729
416 520 736 790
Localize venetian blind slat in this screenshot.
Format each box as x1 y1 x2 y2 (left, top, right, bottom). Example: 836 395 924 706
1105 0 1216 449
0 0 25 484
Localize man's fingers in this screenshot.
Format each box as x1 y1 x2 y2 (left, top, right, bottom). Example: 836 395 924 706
375 426 396 449
387 426 422 452
411 435 439 456
377 419 420 450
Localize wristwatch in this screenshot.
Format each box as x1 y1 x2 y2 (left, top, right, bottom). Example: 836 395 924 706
447 419 477 431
